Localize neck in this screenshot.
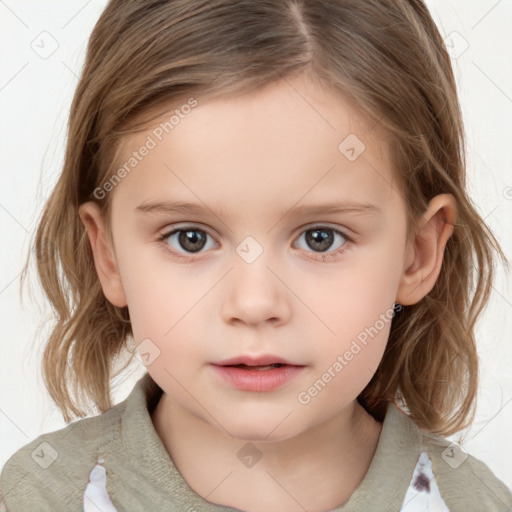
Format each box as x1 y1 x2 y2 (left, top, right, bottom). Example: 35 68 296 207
151 394 383 512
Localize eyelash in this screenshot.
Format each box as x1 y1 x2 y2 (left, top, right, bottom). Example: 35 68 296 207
156 224 353 263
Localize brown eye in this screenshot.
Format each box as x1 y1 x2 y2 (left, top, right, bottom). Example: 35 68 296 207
159 226 217 258
294 226 351 261
304 228 335 252
176 229 208 253
157 224 352 263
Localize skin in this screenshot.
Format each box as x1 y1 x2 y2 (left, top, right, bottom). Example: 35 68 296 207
79 72 457 512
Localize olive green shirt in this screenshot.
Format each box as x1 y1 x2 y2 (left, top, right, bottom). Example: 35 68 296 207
1 374 511 511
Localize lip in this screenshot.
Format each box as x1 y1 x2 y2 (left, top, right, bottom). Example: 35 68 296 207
213 354 299 367
211 354 305 392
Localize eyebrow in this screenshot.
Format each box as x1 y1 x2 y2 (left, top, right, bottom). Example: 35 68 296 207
135 199 382 219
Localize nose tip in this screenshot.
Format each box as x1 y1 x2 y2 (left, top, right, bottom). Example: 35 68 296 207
221 260 291 328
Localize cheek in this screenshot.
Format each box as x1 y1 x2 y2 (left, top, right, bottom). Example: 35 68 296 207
118 249 217 370
116 239 194 333
126 277 201 351
296 256 400 412
310 242 403 331
300 240 403 381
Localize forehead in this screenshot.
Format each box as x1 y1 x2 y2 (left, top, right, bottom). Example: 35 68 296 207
111 74 399 217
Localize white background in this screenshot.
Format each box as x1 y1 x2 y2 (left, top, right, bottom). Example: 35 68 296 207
1 0 511 493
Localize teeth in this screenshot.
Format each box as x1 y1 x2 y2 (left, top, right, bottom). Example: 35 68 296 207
232 363 283 370
254 364 282 371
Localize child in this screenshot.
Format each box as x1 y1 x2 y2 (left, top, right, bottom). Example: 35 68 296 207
1 0 511 510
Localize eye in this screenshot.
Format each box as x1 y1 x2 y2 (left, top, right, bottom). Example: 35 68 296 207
158 225 217 261
157 224 352 262
293 226 351 261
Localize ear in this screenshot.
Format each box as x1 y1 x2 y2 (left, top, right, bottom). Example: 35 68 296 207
78 201 127 308
396 193 457 306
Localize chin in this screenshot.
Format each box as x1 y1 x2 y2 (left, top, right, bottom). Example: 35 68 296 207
212 411 305 443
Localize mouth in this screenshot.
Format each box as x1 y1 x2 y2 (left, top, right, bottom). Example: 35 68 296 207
225 363 286 371
211 355 305 391
212 354 303 369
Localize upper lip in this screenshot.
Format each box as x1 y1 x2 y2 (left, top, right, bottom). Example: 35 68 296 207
213 354 302 366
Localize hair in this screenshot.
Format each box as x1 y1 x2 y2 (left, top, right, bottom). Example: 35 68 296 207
21 0 508 435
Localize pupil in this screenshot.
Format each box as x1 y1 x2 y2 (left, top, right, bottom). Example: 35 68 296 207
179 230 206 252
308 229 333 252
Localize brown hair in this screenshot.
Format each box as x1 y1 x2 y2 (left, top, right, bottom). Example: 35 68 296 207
21 0 508 435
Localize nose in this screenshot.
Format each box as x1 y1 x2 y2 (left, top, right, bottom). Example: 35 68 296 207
220 253 291 327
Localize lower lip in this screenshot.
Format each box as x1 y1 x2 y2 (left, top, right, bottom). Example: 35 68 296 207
211 365 304 392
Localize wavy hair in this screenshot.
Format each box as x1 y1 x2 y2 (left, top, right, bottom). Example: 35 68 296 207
21 0 508 434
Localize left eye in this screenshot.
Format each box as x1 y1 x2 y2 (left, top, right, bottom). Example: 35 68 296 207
294 226 349 255
159 227 216 255
158 225 351 260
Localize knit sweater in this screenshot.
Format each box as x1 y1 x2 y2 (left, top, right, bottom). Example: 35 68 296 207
1 374 511 511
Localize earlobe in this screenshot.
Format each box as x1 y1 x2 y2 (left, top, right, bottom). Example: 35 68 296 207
78 201 128 308
396 194 457 306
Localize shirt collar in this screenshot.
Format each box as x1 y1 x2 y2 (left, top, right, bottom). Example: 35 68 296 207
119 374 422 511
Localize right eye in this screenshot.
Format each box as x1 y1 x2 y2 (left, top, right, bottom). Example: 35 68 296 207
292 225 353 262
158 225 218 261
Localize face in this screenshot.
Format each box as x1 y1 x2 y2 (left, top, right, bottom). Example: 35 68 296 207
98 73 412 441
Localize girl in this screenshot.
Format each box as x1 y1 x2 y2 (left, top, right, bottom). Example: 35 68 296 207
1 0 511 511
